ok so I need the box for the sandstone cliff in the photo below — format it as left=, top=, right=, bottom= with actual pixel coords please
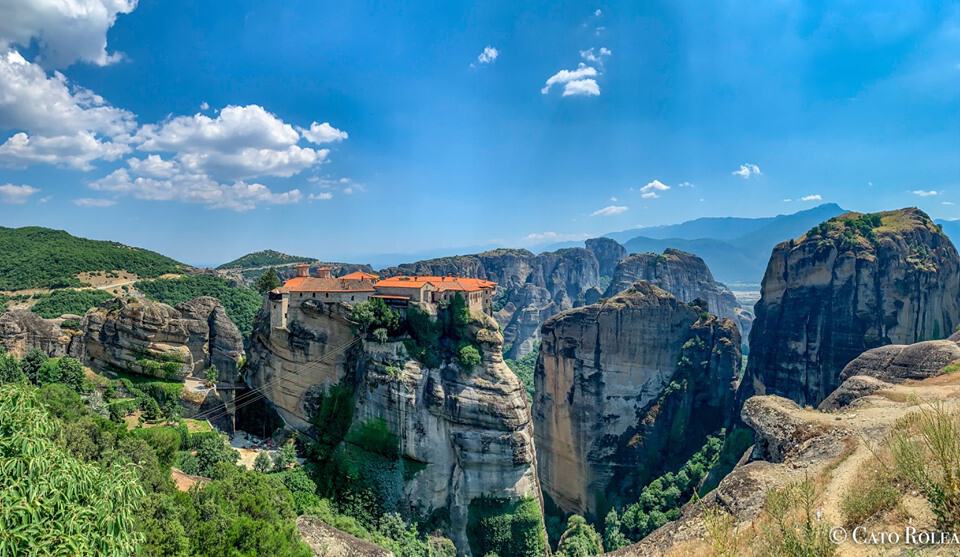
left=74, top=296, right=244, bottom=380
left=0, top=310, right=73, bottom=357
left=380, top=246, right=605, bottom=358
left=739, top=208, right=960, bottom=408
left=604, top=249, right=742, bottom=326
left=609, top=336, right=960, bottom=557
left=534, top=282, right=741, bottom=519
left=586, top=237, right=627, bottom=278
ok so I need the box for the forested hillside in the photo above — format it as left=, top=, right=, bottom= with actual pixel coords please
left=135, top=275, right=262, bottom=337
left=217, top=250, right=314, bottom=270
left=0, top=227, right=183, bottom=291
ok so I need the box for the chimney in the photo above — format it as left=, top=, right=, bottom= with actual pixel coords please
left=316, top=266, right=332, bottom=279
left=295, top=263, right=310, bottom=278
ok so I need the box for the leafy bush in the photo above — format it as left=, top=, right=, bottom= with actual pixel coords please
left=31, top=288, right=113, bottom=318
left=0, top=226, right=182, bottom=290
left=555, top=515, right=603, bottom=557
left=352, top=297, right=402, bottom=337
left=467, top=496, right=547, bottom=557
left=347, top=419, right=399, bottom=459
left=135, top=274, right=261, bottom=337
left=458, top=345, right=481, bottom=369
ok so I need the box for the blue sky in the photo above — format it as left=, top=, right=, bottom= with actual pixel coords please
left=0, top=0, right=957, bottom=265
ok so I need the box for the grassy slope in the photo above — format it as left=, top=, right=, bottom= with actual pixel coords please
left=216, top=250, right=314, bottom=270
left=0, top=226, right=183, bottom=291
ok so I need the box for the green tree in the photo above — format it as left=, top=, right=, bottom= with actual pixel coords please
left=57, top=356, right=86, bottom=391
left=0, top=349, right=22, bottom=384
left=204, top=365, right=219, bottom=385
left=195, top=435, right=239, bottom=477
left=255, top=267, right=282, bottom=293
left=458, top=344, right=481, bottom=369
left=254, top=450, right=273, bottom=473
left=0, top=383, right=144, bottom=555
left=556, top=515, right=603, bottom=557
left=21, top=348, right=48, bottom=384
left=274, top=440, right=298, bottom=472
left=603, top=509, right=628, bottom=552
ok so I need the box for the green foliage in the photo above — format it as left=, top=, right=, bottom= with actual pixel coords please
left=307, top=382, right=355, bottom=460
left=347, top=418, right=399, bottom=459
left=458, top=344, right=481, bottom=369
left=255, top=267, right=282, bottom=293
left=254, top=450, right=273, bottom=473
left=30, top=288, right=113, bottom=318
left=38, top=382, right=86, bottom=421
left=505, top=345, right=537, bottom=401
left=135, top=274, right=262, bottom=337
left=555, top=515, right=603, bottom=557
left=758, top=479, right=835, bottom=557
left=0, top=226, right=182, bottom=290
left=0, top=383, right=145, bottom=555
left=621, top=433, right=724, bottom=542
left=21, top=348, right=48, bottom=384
left=603, top=509, right=629, bottom=552
left=403, top=307, right=443, bottom=368
left=194, top=435, right=239, bottom=478
left=204, top=365, right=219, bottom=385
left=467, top=496, right=547, bottom=557
left=352, top=297, right=402, bottom=337
left=34, top=356, right=86, bottom=391
left=217, top=250, right=313, bottom=270
left=0, top=350, right=23, bottom=384
left=840, top=473, right=899, bottom=527
left=274, top=440, right=298, bottom=472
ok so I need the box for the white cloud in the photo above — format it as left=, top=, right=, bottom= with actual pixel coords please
left=594, top=9, right=602, bottom=16
left=0, top=183, right=38, bottom=204
left=590, top=205, right=628, bottom=217
left=783, top=198, right=793, bottom=202
left=309, top=192, right=333, bottom=201
left=732, top=163, right=762, bottom=179
left=942, top=201, right=955, bottom=206
left=200, top=101, right=210, bottom=110
left=135, top=105, right=329, bottom=180
left=641, top=192, right=659, bottom=199
left=477, top=46, right=499, bottom=64
left=562, top=79, right=600, bottom=97
left=0, top=0, right=137, bottom=68
left=609, top=196, right=618, bottom=202
left=73, top=197, right=115, bottom=207
left=579, top=47, right=612, bottom=65
left=91, top=163, right=303, bottom=212
left=678, top=181, right=695, bottom=188
left=912, top=189, right=940, bottom=197
left=299, top=121, right=348, bottom=144
left=640, top=179, right=670, bottom=194
left=0, top=131, right=129, bottom=170
left=522, top=231, right=589, bottom=244
left=541, top=64, right=599, bottom=95
left=800, top=194, right=822, bottom=202
left=127, top=154, right=177, bottom=178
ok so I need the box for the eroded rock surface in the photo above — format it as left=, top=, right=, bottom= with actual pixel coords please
left=0, top=310, right=72, bottom=357
left=534, top=282, right=740, bottom=518
left=739, top=208, right=960, bottom=408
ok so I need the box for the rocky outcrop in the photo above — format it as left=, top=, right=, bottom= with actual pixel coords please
left=739, top=208, right=960, bottom=408
left=586, top=237, right=627, bottom=278
left=380, top=247, right=603, bottom=358
left=246, top=298, right=357, bottom=429
left=0, top=310, right=72, bottom=357
left=534, top=282, right=741, bottom=518
left=352, top=313, right=542, bottom=553
left=604, top=249, right=741, bottom=326
left=75, top=296, right=244, bottom=380
left=297, top=516, right=394, bottom=557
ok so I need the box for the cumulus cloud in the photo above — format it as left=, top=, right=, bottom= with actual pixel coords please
left=678, top=181, right=695, bottom=188
left=0, top=0, right=137, bottom=68
left=0, top=183, right=38, bottom=204
left=299, top=121, right=348, bottom=144
left=640, top=179, right=670, bottom=193
left=477, top=46, right=499, bottom=64
left=579, top=47, right=611, bottom=65
left=309, top=192, right=333, bottom=201
left=91, top=166, right=302, bottom=211
left=800, top=194, right=822, bottom=201
left=942, top=201, right=955, bottom=206
left=912, top=189, right=940, bottom=197
left=0, top=131, right=129, bottom=170
left=590, top=205, right=628, bottom=217
left=541, top=64, right=600, bottom=96
left=73, top=197, right=116, bottom=207
left=732, top=163, right=762, bottom=179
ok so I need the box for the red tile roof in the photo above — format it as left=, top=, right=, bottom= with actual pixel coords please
left=374, top=276, right=496, bottom=292
left=282, top=276, right=375, bottom=293
left=340, top=271, right=380, bottom=281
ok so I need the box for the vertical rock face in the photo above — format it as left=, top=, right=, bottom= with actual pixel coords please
left=0, top=310, right=72, bottom=357
left=586, top=237, right=627, bottom=278
left=352, top=313, right=542, bottom=554
left=739, top=208, right=960, bottom=408
left=380, top=247, right=605, bottom=358
left=75, top=296, right=244, bottom=380
left=604, top=249, right=742, bottom=326
left=534, top=282, right=740, bottom=518
left=246, top=298, right=358, bottom=429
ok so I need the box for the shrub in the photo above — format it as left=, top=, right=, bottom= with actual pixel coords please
left=458, top=345, right=482, bottom=369
left=0, top=351, right=22, bottom=384
left=467, top=496, right=546, bottom=557
left=31, top=288, right=113, bottom=318
left=254, top=450, right=273, bottom=473
left=840, top=473, right=899, bottom=527
left=556, top=515, right=603, bottom=557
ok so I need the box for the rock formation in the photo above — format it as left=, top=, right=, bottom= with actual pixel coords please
left=739, top=208, right=960, bottom=408
left=0, top=310, right=73, bottom=357
left=603, top=249, right=741, bottom=326
left=247, top=299, right=545, bottom=554
left=74, top=296, right=244, bottom=380
left=586, top=237, right=627, bottom=278
left=608, top=336, right=960, bottom=556
left=534, top=282, right=741, bottom=519
left=380, top=246, right=605, bottom=358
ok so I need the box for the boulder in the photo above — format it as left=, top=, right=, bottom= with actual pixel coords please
left=0, top=310, right=71, bottom=357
